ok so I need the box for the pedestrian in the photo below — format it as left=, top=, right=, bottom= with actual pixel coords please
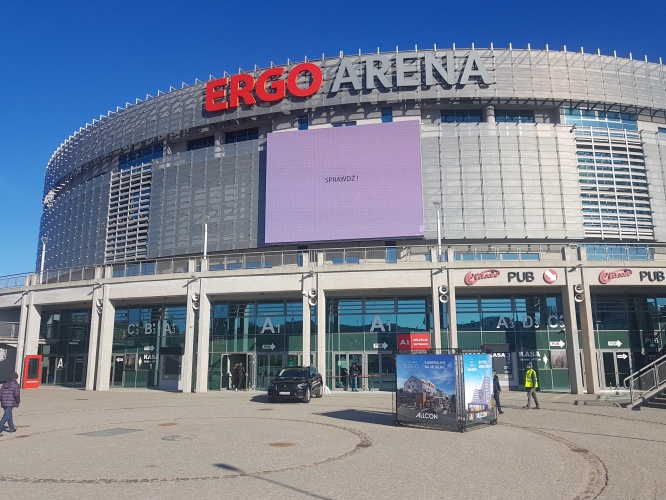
left=0, top=372, right=21, bottom=435
left=237, top=362, right=246, bottom=391
left=349, top=362, right=360, bottom=391
left=232, top=363, right=239, bottom=391
left=493, top=370, right=503, bottom=414
left=523, top=363, right=540, bottom=409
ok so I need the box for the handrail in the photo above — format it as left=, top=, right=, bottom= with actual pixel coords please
left=4, top=241, right=666, bottom=292
left=624, top=351, right=666, bottom=405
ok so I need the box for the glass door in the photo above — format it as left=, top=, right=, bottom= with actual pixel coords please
left=601, top=351, right=632, bottom=388
left=333, top=353, right=365, bottom=391
left=111, top=356, right=124, bottom=387
left=256, top=353, right=284, bottom=391
left=159, top=354, right=182, bottom=391
left=367, top=353, right=396, bottom=391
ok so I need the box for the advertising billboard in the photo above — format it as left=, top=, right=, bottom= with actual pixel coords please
left=265, top=120, right=424, bottom=244
left=462, top=354, right=494, bottom=425
left=395, top=354, right=457, bottom=429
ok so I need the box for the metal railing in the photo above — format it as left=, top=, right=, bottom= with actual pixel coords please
left=625, top=352, right=666, bottom=405
left=0, top=274, right=29, bottom=289
left=0, top=322, right=19, bottom=338
left=7, top=242, right=666, bottom=293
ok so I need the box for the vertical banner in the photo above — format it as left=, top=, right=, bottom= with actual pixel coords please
left=396, top=354, right=457, bottom=429
left=462, top=354, right=494, bottom=425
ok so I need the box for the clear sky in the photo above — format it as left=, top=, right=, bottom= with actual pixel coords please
left=1, top=0, right=665, bottom=277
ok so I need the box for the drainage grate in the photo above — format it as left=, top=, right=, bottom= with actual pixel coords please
left=77, top=428, right=142, bottom=437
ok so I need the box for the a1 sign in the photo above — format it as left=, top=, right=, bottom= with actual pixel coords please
left=397, top=333, right=431, bottom=351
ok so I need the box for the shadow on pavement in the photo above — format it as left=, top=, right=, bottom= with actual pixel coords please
left=315, top=409, right=395, bottom=426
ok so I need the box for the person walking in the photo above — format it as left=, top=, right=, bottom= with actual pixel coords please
left=349, top=362, right=360, bottom=392
left=492, top=371, right=503, bottom=414
left=523, top=363, right=540, bottom=409
left=232, top=363, right=239, bottom=391
left=237, top=362, right=246, bottom=391
left=0, top=372, right=21, bottom=435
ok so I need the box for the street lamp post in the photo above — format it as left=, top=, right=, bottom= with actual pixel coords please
left=433, top=202, right=442, bottom=262
left=202, top=215, right=210, bottom=260
left=39, top=236, right=48, bottom=284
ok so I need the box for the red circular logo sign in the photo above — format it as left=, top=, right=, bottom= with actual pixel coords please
left=543, top=269, right=558, bottom=284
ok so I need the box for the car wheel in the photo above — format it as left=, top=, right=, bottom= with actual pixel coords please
left=302, top=386, right=311, bottom=403
left=268, top=396, right=276, bottom=403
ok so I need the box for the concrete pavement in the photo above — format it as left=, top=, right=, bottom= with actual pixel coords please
left=1, top=387, right=664, bottom=499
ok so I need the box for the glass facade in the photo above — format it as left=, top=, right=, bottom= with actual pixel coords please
left=592, top=295, right=666, bottom=363
left=112, top=304, right=187, bottom=388
left=208, top=300, right=314, bottom=390
left=39, top=309, right=91, bottom=386
left=564, top=108, right=637, bottom=130
left=455, top=295, right=570, bottom=390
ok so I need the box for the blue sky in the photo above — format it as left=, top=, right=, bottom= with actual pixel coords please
left=1, top=0, right=665, bottom=277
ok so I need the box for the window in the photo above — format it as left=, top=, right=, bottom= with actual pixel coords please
left=187, top=136, right=214, bottom=151
left=658, top=127, right=666, bottom=134
left=298, top=116, right=308, bottom=130
left=441, top=110, right=482, bottom=123
left=381, top=107, right=393, bottom=123
left=225, top=127, right=259, bottom=144
left=564, top=108, right=636, bottom=131
left=119, top=145, right=163, bottom=171
left=332, top=121, right=356, bottom=127
left=495, top=110, right=535, bottom=123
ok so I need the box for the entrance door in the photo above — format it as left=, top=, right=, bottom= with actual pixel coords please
left=601, top=351, right=632, bottom=388
left=66, top=355, right=86, bottom=386
left=111, top=356, right=124, bottom=387
left=333, top=353, right=365, bottom=391
left=228, top=353, right=250, bottom=390
left=367, top=352, right=396, bottom=391
left=257, top=353, right=283, bottom=391
left=159, top=354, right=182, bottom=391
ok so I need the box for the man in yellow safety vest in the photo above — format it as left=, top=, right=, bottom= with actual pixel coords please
left=523, top=363, right=540, bottom=409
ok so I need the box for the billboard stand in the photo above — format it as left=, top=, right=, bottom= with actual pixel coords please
left=395, top=349, right=497, bottom=432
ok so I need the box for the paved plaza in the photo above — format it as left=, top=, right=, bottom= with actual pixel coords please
left=0, top=387, right=664, bottom=499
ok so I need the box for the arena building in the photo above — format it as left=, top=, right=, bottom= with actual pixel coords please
left=1, top=45, right=666, bottom=395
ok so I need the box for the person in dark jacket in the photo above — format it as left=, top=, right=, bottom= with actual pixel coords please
left=236, top=363, right=246, bottom=391
left=492, top=371, right=503, bottom=414
left=0, top=372, right=21, bottom=435
left=349, top=362, right=361, bottom=391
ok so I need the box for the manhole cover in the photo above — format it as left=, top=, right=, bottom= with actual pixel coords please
left=162, top=435, right=195, bottom=441
left=269, top=442, right=295, bottom=447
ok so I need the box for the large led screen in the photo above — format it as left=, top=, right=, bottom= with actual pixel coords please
left=265, top=120, right=424, bottom=244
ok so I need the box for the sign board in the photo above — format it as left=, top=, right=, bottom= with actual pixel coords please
left=397, top=333, right=431, bottom=351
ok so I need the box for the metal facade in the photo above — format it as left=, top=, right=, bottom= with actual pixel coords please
left=37, top=48, right=666, bottom=271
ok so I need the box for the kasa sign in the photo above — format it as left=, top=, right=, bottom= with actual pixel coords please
left=206, top=51, right=491, bottom=112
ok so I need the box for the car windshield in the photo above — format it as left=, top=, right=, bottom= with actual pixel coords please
left=278, top=368, right=308, bottom=378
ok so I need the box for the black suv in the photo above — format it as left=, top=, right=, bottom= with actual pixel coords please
left=267, top=366, right=323, bottom=403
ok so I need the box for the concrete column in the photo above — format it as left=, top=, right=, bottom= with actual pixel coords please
left=14, top=291, right=32, bottom=376
left=562, top=279, right=584, bottom=394
left=86, top=285, right=104, bottom=390
left=447, top=271, right=458, bottom=349
left=302, top=292, right=312, bottom=366
left=95, top=287, right=115, bottom=391
left=181, top=279, right=199, bottom=393
left=484, top=105, right=496, bottom=123
left=195, top=279, right=210, bottom=393
left=431, top=271, right=442, bottom=351
left=317, top=289, right=327, bottom=390
left=577, top=277, right=599, bottom=394
left=23, top=295, right=41, bottom=357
